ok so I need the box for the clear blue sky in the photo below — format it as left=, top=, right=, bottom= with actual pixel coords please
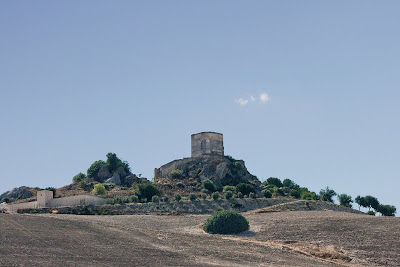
left=1, top=1, right=399, bottom=211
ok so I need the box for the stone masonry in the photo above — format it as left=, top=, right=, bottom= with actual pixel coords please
left=191, top=132, right=224, bottom=157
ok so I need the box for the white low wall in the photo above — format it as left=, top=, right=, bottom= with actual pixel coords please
left=5, top=194, right=107, bottom=212
left=47, top=195, right=106, bottom=208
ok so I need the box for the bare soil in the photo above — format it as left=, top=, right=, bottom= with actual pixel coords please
left=0, top=211, right=398, bottom=266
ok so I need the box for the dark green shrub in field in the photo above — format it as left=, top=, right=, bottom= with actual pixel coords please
left=249, top=192, right=256, bottom=199
left=237, top=192, right=243, bottom=198
left=223, top=185, right=236, bottom=194
left=201, top=188, right=209, bottom=194
left=266, top=177, right=283, bottom=188
left=202, top=179, right=216, bottom=193
left=236, top=183, right=255, bottom=196
left=376, top=204, right=396, bottom=216
left=282, top=178, right=296, bottom=188
left=189, top=193, right=197, bottom=201
left=212, top=192, right=220, bottom=201
left=174, top=194, right=182, bottom=202
left=129, top=195, right=139, bottom=203
left=162, top=196, right=169, bottom=202
left=367, top=210, right=376, bottom=216
left=152, top=195, right=160, bottom=203
left=262, top=190, right=272, bottom=198
left=72, top=172, right=86, bottom=183
left=201, top=193, right=207, bottom=200
left=289, top=189, right=300, bottom=198
left=224, top=191, right=233, bottom=200
left=134, top=184, right=160, bottom=201
left=203, top=210, right=249, bottom=234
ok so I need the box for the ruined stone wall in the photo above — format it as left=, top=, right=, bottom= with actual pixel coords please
left=191, top=132, right=224, bottom=157
left=47, top=195, right=106, bottom=208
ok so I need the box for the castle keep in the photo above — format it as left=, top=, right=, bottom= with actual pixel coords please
left=191, top=132, right=224, bottom=157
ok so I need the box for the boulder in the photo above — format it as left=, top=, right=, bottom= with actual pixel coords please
left=105, top=173, right=121, bottom=185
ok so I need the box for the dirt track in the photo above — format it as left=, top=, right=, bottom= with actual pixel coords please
left=0, top=211, right=399, bottom=266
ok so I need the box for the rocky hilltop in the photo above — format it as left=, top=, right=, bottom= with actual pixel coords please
left=154, top=155, right=261, bottom=194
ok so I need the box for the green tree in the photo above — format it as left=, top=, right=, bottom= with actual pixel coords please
left=364, top=195, right=380, bottom=211
left=236, top=183, right=255, bottom=196
left=105, top=152, right=130, bottom=173
left=319, top=186, right=337, bottom=202
left=134, top=184, right=160, bottom=201
left=72, top=172, right=86, bottom=183
left=202, top=179, right=216, bottom=193
left=337, top=194, right=353, bottom=208
left=266, top=177, right=283, bottom=188
left=224, top=191, right=233, bottom=200
left=355, top=195, right=367, bottom=211
left=87, top=160, right=105, bottom=181
left=222, top=185, right=236, bottom=194
left=282, top=179, right=296, bottom=188
left=262, top=190, right=272, bottom=198
left=174, top=194, right=182, bottom=202
left=203, top=210, right=249, bottom=234
left=189, top=193, right=197, bottom=201
left=376, top=204, right=396, bottom=216
left=92, top=184, right=106, bottom=195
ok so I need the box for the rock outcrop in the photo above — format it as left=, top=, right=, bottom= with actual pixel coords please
left=154, top=155, right=261, bottom=190
left=0, top=186, right=33, bottom=203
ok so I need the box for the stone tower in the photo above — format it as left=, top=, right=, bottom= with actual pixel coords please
left=191, top=132, right=224, bottom=157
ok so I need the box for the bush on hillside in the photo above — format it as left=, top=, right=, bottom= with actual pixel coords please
left=237, top=192, right=244, bottom=198
left=72, top=172, right=86, bottom=183
left=91, top=184, right=106, bottom=195
left=171, top=169, right=183, bottom=179
left=266, top=177, right=283, bottom=188
left=87, top=160, right=106, bottom=181
left=212, top=192, right=220, bottom=201
left=203, top=210, right=249, bottom=234
left=282, top=178, right=295, bottom=188
left=105, top=152, right=130, bottom=173
left=224, top=191, right=233, bottom=200
left=262, top=190, right=272, bottom=198
left=134, top=184, right=160, bottom=201
left=319, top=186, right=337, bottom=202
left=236, top=183, right=255, bottom=196
left=174, top=194, right=182, bottom=202
left=337, top=194, right=353, bottom=208
left=249, top=192, right=256, bottom=199
left=223, top=185, right=236, bottom=194
left=152, top=195, right=160, bottom=203
left=376, top=204, right=396, bottom=216
left=189, top=193, right=197, bottom=201
left=202, top=179, right=216, bottom=193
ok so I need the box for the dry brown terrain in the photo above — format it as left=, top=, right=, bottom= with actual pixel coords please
left=0, top=211, right=398, bottom=266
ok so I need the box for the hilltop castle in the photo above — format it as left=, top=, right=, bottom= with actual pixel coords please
left=191, top=132, right=224, bottom=157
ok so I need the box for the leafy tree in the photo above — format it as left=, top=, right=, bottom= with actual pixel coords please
left=289, top=189, right=300, bottom=198
left=91, top=184, right=106, bottom=195
left=134, top=184, right=160, bottom=201
left=105, top=152, right=130, bottom=173
left=319, top=187, right=337, bottom=202
left=355, top=195, right=367, bottom=211
left=237, top=192, right=243, bottom=198
left=152, top=195, right=160, bottom=203
left=202, top=179, right=216, bottom=193
left=212, top=192, right=220, bottom=200
left=72, top=172, right=86, bottom=183
left=249, top=192, right=256, bottom=198
left=337, top=194, right=353, bottom=208
left=87, top=160, right=105, bottom=181
left=224, top=190, right=233, bottom=200
left=364, top=195, right=380, bottom=211
left=282, top=179, right=296, bottom=188
left=236, top=183, right=255, bottom=196
left=376, top=204, right=396, bottom=216
left=266, top=177, right=283, bottom=188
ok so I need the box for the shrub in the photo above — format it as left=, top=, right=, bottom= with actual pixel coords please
left=72, top=172, right=86, bottom=183
left=174, top=194, right=182, bottom=202
left=223, top=186, right=236, bottom=194
left=92, top=184, right=106, bottom=195
left=319, top=186, right=337, bottom=202
left=236, top=183, right=255, bottom=196
left=212, top=192, right=220, bottom=201
left=367, top=210, right=376, bottom=216
left=189, top=193, right=197, bottom=201
left=266, top=177, right=283, bottom=188
left=203, top=210, right=249, bottom=234
left=162, top=196, right=169, bottom=202
left=234, top=161, right=245, bottom=170
left=171, top=169, right=183, bottom=179
left=134, top=184, right=160, bottom=201
left=201, top=193, right=207, bottom=200
left=289, top=189, right=300, bottom=198
left=237, top=192, right=243, bottom=198
left=262, top=190, right=272, bottom=198
left=87, top=160, right=105, bottom=181
left=201, top=188, right=209, bottom=194
left=152, top=195, right=160, bottom=203
left=80, top=180, right=89, bottom=191
left=202, top=179, right=216, bottom=193
left=337, top=194, right=353, bottom=208
left=249, top=192, right=256, bottom=198
left=129, top=195, right=139, bottom=203
left=224, top=191, right=233, bottom=200
left=176, top=182, right=185, bottom=189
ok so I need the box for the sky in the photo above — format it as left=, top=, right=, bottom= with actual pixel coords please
left=1, top=1, right=399, bottom=212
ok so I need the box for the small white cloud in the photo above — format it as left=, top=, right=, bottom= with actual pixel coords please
left=235, top=98, right=249, bottom=106
left=260, top=93, right=270, bottom=103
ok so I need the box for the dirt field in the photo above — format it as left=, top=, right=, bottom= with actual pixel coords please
left=0, top=211, right=398, bottom=266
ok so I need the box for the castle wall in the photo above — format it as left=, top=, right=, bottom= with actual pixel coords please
left=47, top=195, right=106, bottom=208
left=191, top=132, right=224, bottom=157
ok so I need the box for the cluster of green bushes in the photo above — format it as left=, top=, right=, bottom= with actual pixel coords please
left=355, top=195, right=396, bottom=216
left=203, top=210, right=249, bottom=234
